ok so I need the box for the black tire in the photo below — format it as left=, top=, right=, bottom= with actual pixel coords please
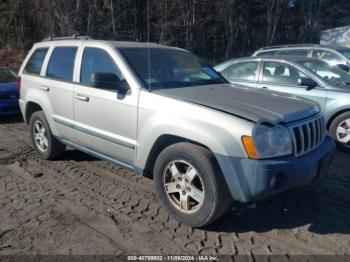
left=154, top=142, right=232, bottom=227
left=329, top=112, right=350, bottom=152
left=29, top=111, right=66, bottom=159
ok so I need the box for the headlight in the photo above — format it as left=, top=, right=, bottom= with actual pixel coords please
left=242, top=125, right=293, bottom=159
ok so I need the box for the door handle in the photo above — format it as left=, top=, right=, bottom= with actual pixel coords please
left=262, top=86, right=269, bottom=90
left=75, top=94, right=90, bottom=102
left=39, top=86, right=50, bottom=92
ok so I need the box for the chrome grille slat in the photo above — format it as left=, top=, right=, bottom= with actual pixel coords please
left=289, top=116, right=325, bottom=157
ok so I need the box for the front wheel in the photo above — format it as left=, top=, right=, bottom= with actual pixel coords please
left=154, top=142, right=232, bottom=227
left=330, top=112, right=350, bottom=152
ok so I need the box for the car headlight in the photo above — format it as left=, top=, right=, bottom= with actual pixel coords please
left=242, top=124, right=293, bottom=159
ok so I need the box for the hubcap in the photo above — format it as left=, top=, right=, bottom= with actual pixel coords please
left=336, top=119, right=350, bottom=148
left=33, top=120, right=48, bottom=152
left=163, top=160, right=204, bottom=213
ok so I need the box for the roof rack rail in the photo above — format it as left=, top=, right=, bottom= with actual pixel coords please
left=42, top=34, right=93, bottom=41
left=259, top=44, right=322, bottom=50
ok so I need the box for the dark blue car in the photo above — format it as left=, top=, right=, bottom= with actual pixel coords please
left=0, top=65, right=19, bottom=115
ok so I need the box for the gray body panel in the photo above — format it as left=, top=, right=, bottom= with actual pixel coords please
left=154, top=84, right=319, bottom=125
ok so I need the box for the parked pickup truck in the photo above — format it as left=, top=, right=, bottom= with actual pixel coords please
left=18, top=36, right=335, bottom=227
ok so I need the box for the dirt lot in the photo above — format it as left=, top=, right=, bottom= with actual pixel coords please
left=0, top=115, right=349, bottom=256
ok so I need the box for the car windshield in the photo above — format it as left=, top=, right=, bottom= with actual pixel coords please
left=119, top=47, right=226, bottom=90
left=298, top=59, right=350, bottom=86
left=0, top=68, right=17, bottom=83
left=336, top=48, right=350, bottom=60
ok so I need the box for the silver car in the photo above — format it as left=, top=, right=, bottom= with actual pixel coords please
left=215, top=56, right=350, bottom=152
left=18, top=36, right=335, bottom=227
left=253, top=44, right=350, bottom=72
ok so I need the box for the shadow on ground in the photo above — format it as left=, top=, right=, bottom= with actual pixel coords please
left=208, top=151, right=350, bottom=235
left=58, top=146, right=350, bottom=236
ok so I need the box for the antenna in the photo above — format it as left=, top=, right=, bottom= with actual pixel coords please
left=147, top=0, right=151, bottom=91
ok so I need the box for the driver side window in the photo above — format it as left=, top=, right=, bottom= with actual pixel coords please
left=262, top=62, right=308, bottom=86
left=80, top=47, right=124, bottom=90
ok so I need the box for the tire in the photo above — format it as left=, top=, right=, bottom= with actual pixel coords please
left=154, top=142, right=232, bottom=227
left=29, top=111, right=66, bottom=159
left=329, top=112, right=350, bottom=152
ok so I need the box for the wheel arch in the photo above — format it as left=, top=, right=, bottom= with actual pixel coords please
left=25, top=101, right=44, bottom=124
left=326, top=108, right=350, bottom=129
left=142, top=134, right=218, bottom=178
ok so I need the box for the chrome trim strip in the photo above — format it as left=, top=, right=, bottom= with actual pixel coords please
left=52, top=115, right=74, bottom=128
left=53, top=115, right=136, bottom=150
left=74, top=124, right=136, bottom=150
left=59, top=138, right=136, bottom=171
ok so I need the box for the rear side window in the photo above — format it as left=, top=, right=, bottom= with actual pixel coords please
left=277, top=49, right=308, bottom=56
left=221, top=61, right=258, bottom=82
left=47, top=47, right=77, bottom=81
left=24, top=48, right=48, bottom=75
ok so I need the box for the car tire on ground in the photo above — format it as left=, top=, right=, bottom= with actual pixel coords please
left=329, top=111, right=350, bottom=152
left=29, top=111, right=66, bottom=159
left=154, top=142, right=232, bottom=227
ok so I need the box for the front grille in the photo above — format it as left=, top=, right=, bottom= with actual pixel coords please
left=289, top=116, right=325, bottom=157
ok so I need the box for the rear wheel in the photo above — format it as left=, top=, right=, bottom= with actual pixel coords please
left=30, top=111, right=66, bottom=159
left=154, top=142, right=232, bottom=227
left=330, top=112, right=350, bottom=152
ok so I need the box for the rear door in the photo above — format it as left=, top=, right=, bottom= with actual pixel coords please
left=41, top=45, right=79, bottom=141
left=220, top=61, right=259, bottom=88
left=258, top=61, right=327, bottom=112
left=73, top=44, right=138, bottom=167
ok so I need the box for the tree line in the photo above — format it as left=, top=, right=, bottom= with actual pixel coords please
left=0, top=0, right=349, bottom=67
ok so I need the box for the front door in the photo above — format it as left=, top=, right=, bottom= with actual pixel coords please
left=73, top=46, right=138, bottom=166
left=258, top=61, right=327, bottom=113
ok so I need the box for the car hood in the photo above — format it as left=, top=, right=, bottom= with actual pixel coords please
left=154, top=84, right=319, bottom=125
left=0, top=82, right=18, bottom=93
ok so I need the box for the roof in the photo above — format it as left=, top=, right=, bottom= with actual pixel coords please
left=215, top=55, right=323, bottom=69
left=257, top=44, right=350, bottom=52
left=39, top=35, right=179, bottom=50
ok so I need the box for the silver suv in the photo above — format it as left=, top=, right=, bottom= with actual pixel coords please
left=19, top=36, right=335, bottom=227
left=253, top=44, right=350, bottom=72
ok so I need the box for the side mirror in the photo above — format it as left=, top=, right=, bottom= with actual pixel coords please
left=298, top=77, right=318, bottom=90
left=91, top=73, right=130, bottom=93
left=336, top=64, right=350, bottom=72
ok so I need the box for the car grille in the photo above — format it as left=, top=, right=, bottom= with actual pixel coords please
left=289, top=116, right=325, bottom=157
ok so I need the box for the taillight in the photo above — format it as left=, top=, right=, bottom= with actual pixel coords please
left=17, top=77, right=21, bottom=96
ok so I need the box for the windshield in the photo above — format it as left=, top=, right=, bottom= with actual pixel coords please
left=0, top=68, right=17, bottom=83
left=336, top=48, right=350, bottom=60
left=298, top=59, right=350, bottom=86
left=119, top=47, right=226, bottom=90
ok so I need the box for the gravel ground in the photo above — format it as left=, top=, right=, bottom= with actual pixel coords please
left=0, top=115, right=349, bottom=257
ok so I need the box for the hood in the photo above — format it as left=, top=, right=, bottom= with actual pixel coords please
left=154, top=84, right=319, bottom=125
left=0, top=82, right=18, bottom=94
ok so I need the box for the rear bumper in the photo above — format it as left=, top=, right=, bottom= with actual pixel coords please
left=0, top=99, right=20, bottom=115
left=225, top=135, right=335, bottom=202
